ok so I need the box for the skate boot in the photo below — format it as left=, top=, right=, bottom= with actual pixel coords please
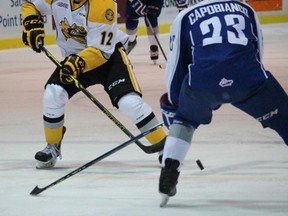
left=126, top=38, right=137, bottom=55
left=150, top=45, right=159, bottom=64
left=159, top=158, right=180, bottom=207
left=35, top=126, right=66, bottom=169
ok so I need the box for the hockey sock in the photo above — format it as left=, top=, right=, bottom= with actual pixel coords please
left=161, top=121, right=195, bottom=169
left=44, top=125, right=64, bottom=144
left=147, top=26, right=159, bottom=46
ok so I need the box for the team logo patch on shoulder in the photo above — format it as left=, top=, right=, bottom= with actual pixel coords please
left=105, top=9, right=114, bottom=22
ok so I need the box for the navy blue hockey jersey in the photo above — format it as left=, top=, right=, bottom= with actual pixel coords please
left=166, top=0, right=268, bottom=105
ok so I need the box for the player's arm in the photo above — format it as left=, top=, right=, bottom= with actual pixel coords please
left=165, top=12, right=188, bottom=104
left=160, top=13, right=187, bottom=129
left=241, top=1, right=263, bottom=61
left=253, top=9, right=264, bottom=61
left=21, top=0, right=52, bottom=52
left=76, top=0, right=118, bottom=72
left=21, top=0, right=52, bottom=17
left=21, top=1, right=41, bottom=18
left=60, top=0, right=118, bottom=83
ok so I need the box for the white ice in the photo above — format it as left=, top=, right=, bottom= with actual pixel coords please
left=0, top=23, right=288, bottom=216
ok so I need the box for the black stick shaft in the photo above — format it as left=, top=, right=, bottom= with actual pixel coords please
left=30, top=123, right=163, bottom=196
left=40, top=46, right=163, bottom=154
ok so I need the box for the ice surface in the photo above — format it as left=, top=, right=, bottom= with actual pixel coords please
left=0, top=23, right=288, bottom=216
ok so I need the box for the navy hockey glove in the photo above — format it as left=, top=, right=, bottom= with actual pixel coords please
left=60, top=55, right=85, bottom=85
left=130, top=0, right=147, bottom=16
left=160, top=93, right=177, bottom=129
left=22, top=15, right=45, bottom=53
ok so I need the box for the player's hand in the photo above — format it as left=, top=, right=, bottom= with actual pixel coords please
left=22, top=15, right=45, bottom=53
left=130, top=0, right=147, bottom=16
left=175, top=0, right=188, bottom=11
left=160, top=93, right=177, bottom=129
left=60, top=55, right=85, bottom=85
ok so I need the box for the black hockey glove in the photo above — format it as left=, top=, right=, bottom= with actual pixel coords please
left=22, top=15, right=45, bottom=53
left=130, top=0, right=147, bottom=16
left=60, top=54, right=86, bottom=85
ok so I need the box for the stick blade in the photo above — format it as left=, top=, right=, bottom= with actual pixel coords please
left=146, top=140, right=165, bottom=153
left=30, top=185, right=43, bottom=196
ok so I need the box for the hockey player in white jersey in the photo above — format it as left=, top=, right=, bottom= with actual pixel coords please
left=21, top=0, right=167, bottom=169
left=158, top=0, right=288, bottom=207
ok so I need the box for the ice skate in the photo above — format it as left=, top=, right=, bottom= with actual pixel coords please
left=159, top=158, right=180, bottom=207
left=126, top=38, right=137, bottom=55
left=150, top=45, right=159, bottom=64
left=34, top=126, right=66, bottom=169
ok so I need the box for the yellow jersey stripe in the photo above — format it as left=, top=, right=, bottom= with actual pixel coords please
left=118, top=47, right=142, bottom=93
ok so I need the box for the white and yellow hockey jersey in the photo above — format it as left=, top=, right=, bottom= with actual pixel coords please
left=21, top=0, right=128, bottom=72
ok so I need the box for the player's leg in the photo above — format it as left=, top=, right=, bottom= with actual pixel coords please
left=159, top=78, right=219, bottom=205
left=35, top=67, right=82, bottom=168
left=145, top=0, right=163, bottom=62
left=35, top=64, right=104, bottom=168
left=233, top=72, right=288, bottom=144
left=125, top=2, right=140, bottom=54
left=102, top=45, right=167, bottom=150
left=159, top=119, right=194, bottom=207
left=125, top=18, right=138, bottom=54
left=145, top=14, right=159, bottom=62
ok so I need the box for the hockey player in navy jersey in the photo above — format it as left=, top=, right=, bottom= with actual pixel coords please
left=125, top=0, right=163, bottom=63
left=21, top=0, right=167, bottom=169
left=158, top=0, right=288, bottom=207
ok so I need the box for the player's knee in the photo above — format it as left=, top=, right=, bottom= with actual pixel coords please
left=44, top=84, right=69, bottom=110
left=118, top=92, right=152, bottom=124
left=146, top=15, right=158, bottom=27
left=126, top=19, right=139, bottom=30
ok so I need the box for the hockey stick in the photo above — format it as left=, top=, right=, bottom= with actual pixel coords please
left=145, top=16, right=167, bottom=61
left=40, top=46, right=164, bottom=154
left=30, top=123, right=163, bottom=196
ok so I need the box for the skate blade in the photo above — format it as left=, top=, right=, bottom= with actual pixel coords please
left=160, top=193, right=170, bottom=207
left=35, top=159, right=56, bottom=169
